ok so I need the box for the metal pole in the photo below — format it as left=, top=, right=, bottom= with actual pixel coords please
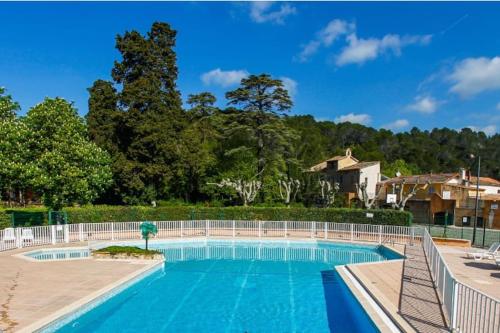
left=472, top=156, right=480, bottom=246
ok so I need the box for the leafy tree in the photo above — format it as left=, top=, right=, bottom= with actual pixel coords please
left=187, top=92, right=217, bottom=119
left=88, top=22, right=188, bottom=204
left=0, top=87, right=19, bottom=120
left=0, top=88, right=30, bottom=205
left=24, top=98, right=113, bottom=209
left=224, top=74, right=297, bottom=201
left=87, top=80, right=120, bottom=154
left=382, top=159, right=421, bottom=177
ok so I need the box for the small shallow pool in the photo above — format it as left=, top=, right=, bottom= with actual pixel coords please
left=23, top=248, right=90, bottom=261
left=44, top=240, right=402, bottom=333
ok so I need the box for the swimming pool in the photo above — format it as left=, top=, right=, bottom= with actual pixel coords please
left=23, top=248, right=90, bottom=261
left=48, top=240, right=402, bottom=332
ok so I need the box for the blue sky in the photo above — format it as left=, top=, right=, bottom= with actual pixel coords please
left=1, top=2, right=500, bottom=134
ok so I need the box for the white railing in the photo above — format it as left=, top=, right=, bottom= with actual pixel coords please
left=422, top=228, right=500, bottom=333
left=0, top=220, right=418, bottom=252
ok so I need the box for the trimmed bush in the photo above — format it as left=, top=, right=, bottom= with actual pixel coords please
left=93, top=246, right=161, bottom=256
left=63, top=206, right=412, bottom=226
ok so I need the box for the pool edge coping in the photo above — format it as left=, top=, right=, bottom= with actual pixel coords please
left=18, top=260, right=164, bottom=333
left=336, top=264, right=403, bottom=333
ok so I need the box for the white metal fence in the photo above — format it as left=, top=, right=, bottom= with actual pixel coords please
left=2, top=221, right=499, bottom=332
left=422, top=228, right=500, bottom=333
left=0, top=220, right=418, bottom=252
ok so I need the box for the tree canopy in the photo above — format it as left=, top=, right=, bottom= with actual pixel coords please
left=1, top=21, right=499, bottom=209
left=24, top=98, right=113, bottom=209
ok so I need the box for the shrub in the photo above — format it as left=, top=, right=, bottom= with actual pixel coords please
left=63, top=206, right=412, bottom=226
left=93, top=246, right=161, bottom=255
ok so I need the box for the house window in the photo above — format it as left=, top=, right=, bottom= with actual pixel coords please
left=428, top=186, right=435, bottom=194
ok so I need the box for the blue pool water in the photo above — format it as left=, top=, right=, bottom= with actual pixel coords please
left=52, top=240, right=401, bottom=333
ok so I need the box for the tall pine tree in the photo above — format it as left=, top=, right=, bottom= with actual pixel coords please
left=225, top=74, right=297, bottom=201
left=88, top=22, right=187, bottom=204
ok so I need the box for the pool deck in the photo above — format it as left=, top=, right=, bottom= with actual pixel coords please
left=347, top=245, right=449, bottom=333
left=437, top=245, right=500, bottom=299
left=0, top=243, right=161, bottom=332
left=346, top=243, right=500, bottom=333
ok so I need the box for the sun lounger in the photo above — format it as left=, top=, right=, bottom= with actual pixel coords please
left=466, top=242, right=500, bottom=260
left=495, top=256, right=500, bottom=268
left=21, top=228, right=34, bottom=243
left=2, top=228, right=16, bottom=242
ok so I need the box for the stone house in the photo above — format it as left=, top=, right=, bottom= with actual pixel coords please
left=309, top=149, right=381, bottom=201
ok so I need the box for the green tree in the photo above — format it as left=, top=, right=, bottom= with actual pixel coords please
left=0, top=87, right=19, bottom=120
left=87, top=80, right=120, bottom=154
left=24, top=98, right=112, bottom=209
left=173, top=92, right=220, bottom=202
left=224, top=74, right=297, bottom=201
left=0, top=88, right=30, bottom=205
left=103, top=21, right=187, bottom=204
left=382, top=159, right=421, bottom=177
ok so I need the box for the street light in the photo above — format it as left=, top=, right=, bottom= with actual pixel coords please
left=469, top=154, right=481, bottom=246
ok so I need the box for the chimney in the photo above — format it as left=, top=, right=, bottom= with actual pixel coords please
left=460, top=168, right=466, bottom=181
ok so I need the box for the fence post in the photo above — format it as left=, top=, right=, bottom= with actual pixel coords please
left=206, top=220, right=210, bottom=237
left=324, top=223, right=327, bottom=240
left=180, top=221, right=184, bottom=238
left=110, top=222, right=115, bottom=240
left=284, top=221, right=288, bottom=238
left=451, top=282, right=459, bottom=330
left=78, top=224, right=83, bottom=242
left=64, top=225, right=69, bottom=243
left=378, top=225, right=382, bottom=244
left=51, top=225, right=56, bottom=245
left=258, top=221, right=262, bottom=238
left=350, top=224, right=354, bottom=241
left=232, top=220, right=235, bottom=238
left=16, top=228, right=22, bottom=248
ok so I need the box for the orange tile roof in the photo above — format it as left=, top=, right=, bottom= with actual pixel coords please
left=382, top=173, right=457, bottom=185
left=469, top=176, right=500, bottom=186
left=339, top=161, right=379, bottom=171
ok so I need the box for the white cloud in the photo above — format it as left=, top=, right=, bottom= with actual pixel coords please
left=448, top=57, right=500, bottom=98
left=280, top=77, right=298, bottom=97
left=336, top=33, right=432, bottom=66
left=382, top=119, right=410, bottom=130
left=320, top=19, right=355, bottom=46
left=201, top=68, right=249, bottom=88
left=297, top=19, right=354, bottom=62
left=249, top=2, right=296, bottom=24
left=407, top=95, right=440, bottom=114
left=334, top=113, right=371, bottom=125
left=467, top=125, right=497, bottom=136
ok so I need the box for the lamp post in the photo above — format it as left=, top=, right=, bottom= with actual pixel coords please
left=470, top=154, right=481, bottom=246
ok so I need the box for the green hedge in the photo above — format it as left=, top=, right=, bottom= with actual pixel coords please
left=62, top=206, right=412, bottom=226
left=0, top=210, right=11, bottom=229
